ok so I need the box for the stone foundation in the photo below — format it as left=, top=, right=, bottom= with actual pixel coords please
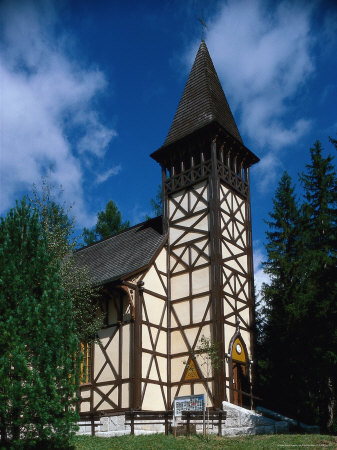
left=77, top=404, right=318, bottom=437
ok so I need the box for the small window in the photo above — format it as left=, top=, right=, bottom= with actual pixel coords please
left=80, top=342, right=92, bottom=384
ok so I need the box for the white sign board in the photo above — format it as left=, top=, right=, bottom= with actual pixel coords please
left=173, top=394, right=206, bottom=422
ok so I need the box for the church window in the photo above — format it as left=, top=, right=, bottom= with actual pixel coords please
left=80, top=342, right=92, bottom=384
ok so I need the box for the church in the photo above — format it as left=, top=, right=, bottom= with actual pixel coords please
left=74, top=40, right=259, bottom=424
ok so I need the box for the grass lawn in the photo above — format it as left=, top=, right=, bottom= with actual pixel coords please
left=72, top=433, right=337, bottom=449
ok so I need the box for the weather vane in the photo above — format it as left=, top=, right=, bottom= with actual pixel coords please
left=197, top=12, right=208, bottom=41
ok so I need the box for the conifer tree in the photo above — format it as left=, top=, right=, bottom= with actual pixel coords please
left=299, top=141, right=337, bottom=430
left=83, top=200, right=129, bottom=245
left=0, top=200, right=79, bottom=447
left=259, top=172, right=303, bottom=417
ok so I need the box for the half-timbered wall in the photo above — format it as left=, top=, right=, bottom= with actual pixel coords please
left=219, top=182, right=253, bottom=401
left=168, top=180, right=213, bottom=406
left=80, top=289, right=133, bottom=415
left=137, top=248, right=168, bottom=410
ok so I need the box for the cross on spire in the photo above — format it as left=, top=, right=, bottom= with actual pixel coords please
left=197, top=13, right=208, bottom=41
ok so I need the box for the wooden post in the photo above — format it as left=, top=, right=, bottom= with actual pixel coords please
left=165, top=412, right=168, bottom=435
left=130, top=410, right=135, bottom=435
left=218, top=411, right=222, bottom=437
left=186, top=411, right=190, bottom=436
left=91, top=414, right=95, bottom=436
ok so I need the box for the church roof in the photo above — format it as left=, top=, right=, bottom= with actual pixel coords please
left=73, top=216, right=166, bottom=286
left=163, top=40, right=242, bottom=147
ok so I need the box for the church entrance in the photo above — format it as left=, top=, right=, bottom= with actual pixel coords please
left=229, top=333, right=250, bottom=408
left=232, top=361, right=249, bottom=407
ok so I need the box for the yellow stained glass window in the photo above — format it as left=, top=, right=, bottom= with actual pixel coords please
left=80, top=342, right=92, bottom=384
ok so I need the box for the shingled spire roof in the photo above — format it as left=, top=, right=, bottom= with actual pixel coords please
left=163, top=40, right=242, bottom=147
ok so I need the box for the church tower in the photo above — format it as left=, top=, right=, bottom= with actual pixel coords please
left=151, top=41, right=259, bottom=409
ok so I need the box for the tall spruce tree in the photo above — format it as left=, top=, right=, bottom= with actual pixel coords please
left=0, top=199, right=79, bottom=447
left=258, top=172, right=303, bottom=418
left=299, top=140, right=337, bottom=431
left=83, top=200, right=129, bottom=246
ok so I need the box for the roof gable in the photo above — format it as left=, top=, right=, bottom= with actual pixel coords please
left=73, top=216, right=166, bottom=285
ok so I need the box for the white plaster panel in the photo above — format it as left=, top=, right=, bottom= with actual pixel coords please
left=171, top=386, right=179, bottom=401
left=191, top=267, right=209, bottom=295
left=194, top=181, right=208, bottom=197
left=107, top=334, right=119, bottom=373
left=184, top=326, right=199, bottom=349
left=150, top=326, right=165, bottom=354
left=98, top=384, right=114, bottom=396
left=192, top=296, right=209, bottom=323
left=172, top=301, right=190, bottom=326
left=143, top=294, right=165, bottom=324
left=93, top=390, right=102, bottom=407
left=195, top=216, right=209, bottom=232
left=191, top=247, right=208, bottom=267
left=224, top=297, right=235, bottom=317
left=240, top=329, right=251, bottom=357
left=155, top=248, right=167, bottom=273
left=93, top=344, right=105, bottom=378
left=171, top=272, right=189, bottom=300
left=238, top=305, right=250, bottom=325
left=142, top=352, right=152, bottom=378
left=169, top=226, right=184, bottom=245
left=149, top=359, right=159, bottom=381
left=171, top=330, right=188, bottom=354
left=142, top=325, right=152, bottom=350
left=179, top=231, right=206, bottom=245
left=178, top=384, right=191, bottom=397
left=171, top=260, right=186, bottom=274
left=171, top=356, right=186, bottom=382
left=224, top=258, right=243, bottom=273
left=194, top=239, right=210, bottom=256
left=81, top=387, right=91, bottom=399
left=80, top=401, right=90, bottom=413
left=142, top=383, right=165, bottom=411
left=97, top=363, right=115, bottom=383
left=171, top=313, right=177, bottom=328
left=122, top=324, right=130, bottom=378
left=143, top=265, right=166, bottom=297
left=177, top=213, right=204, bottom=229
left=222, top=240, right=242, bottom=257
left=121, top=383, right=129, bottom=409
left=96, top=401, right=113, bottom=411
left=156, top=355, right=167, bottom=383
left=238, top=255, right=248, bottom=272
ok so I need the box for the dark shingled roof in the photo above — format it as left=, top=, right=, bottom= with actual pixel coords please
left=163, top=40, right=242, bottom=147
left=73, top=216, right=166, bottom=285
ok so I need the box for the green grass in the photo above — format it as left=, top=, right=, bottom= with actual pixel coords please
left=72, top=433, right=337, bottom=450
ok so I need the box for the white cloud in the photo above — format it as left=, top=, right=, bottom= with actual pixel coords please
left=95, top=165, right=122, bottom=184
left=185, top=0, right=317, bottom=189
left=0, top=1, right=117, bottom=225
left=206, top=0, right=314, bottom=145
left=254, top=151, right=282, bottom=193
left=253, top=242, right=269, bottom=300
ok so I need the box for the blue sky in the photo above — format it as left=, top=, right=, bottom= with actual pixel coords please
left=1, top=0, right=336, bottom=293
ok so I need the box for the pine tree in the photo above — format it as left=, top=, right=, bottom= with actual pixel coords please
left=0, top=199, right=79, bottom=447
left=259, top=172, right=303, bottom=417
left=299, top=140, right=337, bottom=431
left=83, top=200, right=129, bottom=246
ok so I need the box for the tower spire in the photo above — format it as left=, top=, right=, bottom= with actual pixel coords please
left=163, top=40, right=242, bottom=148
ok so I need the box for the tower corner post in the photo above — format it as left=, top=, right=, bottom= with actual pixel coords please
left=209, top=139, right=225, bottom=408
